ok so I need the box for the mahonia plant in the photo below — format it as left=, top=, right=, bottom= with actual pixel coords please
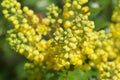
left=1, top=0, right=120, bottom=80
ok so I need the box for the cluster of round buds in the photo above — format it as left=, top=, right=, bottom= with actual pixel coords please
left=2, top=0, right=22, bottom=29
left=97, top=57, right=120, bottom=80
left=1, top=0, right=40, bottom=29
left=45, top=4, right=62, bottom=25
left=53, top=27, right=77, bottom=51
left=97, top=1, right=120, bottom=79
left=50, top=11, right=118, bottom=72
left=110, top=1, right=120, bottom=51
left=24, top=63, right=43, bottom=80
left=6, top=28, right=49, bottom=64
left=47, top=4, right=61, bottom=18
left=110, top=23, right=120, bottom=50
left=63, top=0, right=89, bottom=19
left=43, top=0, right=90, bottom=28
left=111, top=1, right=120, bottom=23
left=1, top=0, right=120, bottom=79
left=2, top=0, right=50, bottom=65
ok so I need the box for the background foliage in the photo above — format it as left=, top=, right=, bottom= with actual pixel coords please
left=0, top=0, right=118, bottom=80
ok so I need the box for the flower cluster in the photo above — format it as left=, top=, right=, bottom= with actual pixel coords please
left=110, top=1, right=120, bottom=51
left=24, top=63, right=43, bottom=80
left=1, top=0, right=120, bottom=79
left=1, top=0, right=50, bottom=64
left=100, top=1, right=120, bottom=79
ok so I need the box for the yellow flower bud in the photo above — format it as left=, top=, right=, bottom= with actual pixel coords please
left=17, top=10, right=23, bottom=14
left=65, top=3, right=71, bottom=8
left=2, top=9, right=8, bottom=14
left=53, top=11, right=58, bottom=17
left=72, top=1, right=77, bottom=6
left=27, top=54, right=34, bottom=60
left=77, top=5, right=81, bottom=9
left=42, top=18, right=50, bottom=25
left=69, top=37, right=77, bottom=42
left=63, top=11, right=71, bottom=19
left=34, top=54, right=44, bottom=64
left=57, top=19, right=63, bottom=24
left=51, top=19, right=56, bottom=23
left=16, top=2, right=21, bottom=8
left=23, top=6, right=29, bottom=12
left=22, top=18, right=27, bottom=23
left=68, top=42, right=77, bottom=49
left=13, top=20, right=19, bottom=25
left=63, top=21, right=72, bottom=28
left=63, top=45, right=70, bottom=51
left=14, top=24, right=19, bottom=29
left=32, top=15, right=39, bottom=24
left=69, top=11, right=74, bottom=16
left=11, top=8, right=16, bottom=13
left=27, top=10, right=34, bottom=16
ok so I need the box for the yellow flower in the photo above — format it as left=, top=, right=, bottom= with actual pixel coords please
left=2, top=0, right=120, bottom=79
left=36, top=40, right=47, bottom=51
left=36, top=24, right=48, bottom=35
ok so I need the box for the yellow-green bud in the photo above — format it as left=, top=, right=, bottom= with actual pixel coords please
left=27, top=10, right=34, bottom=16
left=57, top=19, right=63, bottom=24
left=2, top=10, right=8, bottom=14
left=63, top=21, right=72, bottom=28
left=65, top=3, right=71, bottom=8
left=17, top=10, right=23, bottom=14
left=69, top=11, right=74, bottom=16
left=11, top=8, right=16, bottom=13
left=23, top=6, right=29, bottom=12
left=16, top=2, right=21, bottom=8
left=42, top=18, right=50, bottom=25
left=22, top=18, right=27, bottom=23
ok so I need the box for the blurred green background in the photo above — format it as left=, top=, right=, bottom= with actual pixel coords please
left=0, top=0, right=119, bottom=80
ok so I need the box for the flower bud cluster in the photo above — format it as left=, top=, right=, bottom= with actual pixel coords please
left=110, top=2, right=120, bottom=51
left=2, top=0, right=50, bottom=64
left=1, top=0, right=120, bottom=79
left=24, top=63, right=43, bottom=80
left=111, top=1, right=120, bottom=23
left=97, top=57, right=120, bottom=80
left=63, top=0, right=89, bottom=19
left=97, top=1, right=120, bottom=79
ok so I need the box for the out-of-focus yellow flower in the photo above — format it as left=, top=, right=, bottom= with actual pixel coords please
left=110, top=1, right=120, bottom=51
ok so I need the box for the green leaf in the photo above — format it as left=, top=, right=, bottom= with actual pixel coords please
left=68, top=69, right=86, bottom=80
left=97, top=0, right=111, bottom=8
left=94, top=20, right=109, bottom=30
left=15, top=62, right=27, bottom=80
left=89, top=8, right=102, bottom=19
left=44, top=72, right=54, bottom=80
left=58, top=69, right=98, bottom=80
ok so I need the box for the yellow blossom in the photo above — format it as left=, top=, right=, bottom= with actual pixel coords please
left=2, top=0, right=120, bottom=79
